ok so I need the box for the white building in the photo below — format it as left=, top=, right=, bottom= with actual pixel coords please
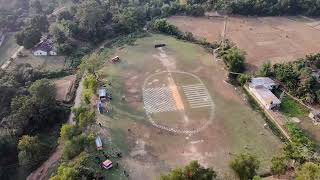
left=32, top=41, right=57, bottom=56
left=249, top=77, right=281, bottom=110
left=249, top=77, right=277, bottom=90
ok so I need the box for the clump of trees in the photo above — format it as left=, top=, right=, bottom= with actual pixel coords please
left=257, top=54, right=320, bottom=104
left=269, top=122, right=318, bottom=178
left=17, top=135, right=47, bottom=165
left=160, top=160, right=217, bottom=180
left=220, top=47, right=246, bottom=73
left=229, top=152, right=260, bottom=180
left=15, top=14, right=49, bottom=49
left=0, top=64, right=69, bottom=178
left=228, top=0, right=320, bottom=16
left=50, top=152, right=95, bottom=180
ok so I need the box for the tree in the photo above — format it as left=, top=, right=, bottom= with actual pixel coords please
left=29, top=15, right=49, bottom=32
left=18, top=135, right=43, bottom=165
left=257, top=61, right=273, bottom=77
left=63, top=133, right=94, bottom=160
left=60, top=124, right=79, bottom=141
left=296, top=162, right=320, bottom=180
left=271, top=155, right=288, bottom=176
left=238, top=74, right=251, bottom=86
left=186, top=4, right=205, bottom=16
left=50, top=24, right=67, bottom=44
left=75, top=0, right=105, bottom=33
left=222, top=48, right=246, bottom=73
left=113, top=7, right=147, bottom=33
left=57, top=10, right=74, bottom=21
left=50, top=163, right=79, bottom=180
left=29, top=79, right=56, bottom=105
left=161, top=160, right=217, bottom=180
left=229, top=153, right=260, bottom=180
left=29, top=0, right=43, bottom=14
left=15, top=27, right=42, bottom=49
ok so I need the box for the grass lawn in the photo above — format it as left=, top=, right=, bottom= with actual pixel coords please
left=92, top=33, right=282, bottom=179
left=280, top=95, right=308, bottom=118
left=0, top=33, right=19, bottom=65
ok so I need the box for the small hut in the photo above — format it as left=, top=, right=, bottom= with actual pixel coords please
left=102, top=159, right=113, bottom=170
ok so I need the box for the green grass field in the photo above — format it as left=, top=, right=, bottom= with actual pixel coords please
left=93, top=34, right=283, bottom=179
left=280, top=95, right=308, bottom=118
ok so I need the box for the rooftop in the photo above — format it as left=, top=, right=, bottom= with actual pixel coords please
left=250, top=77, right=277, bottom=90
left=253, top=86, right=281, bottom=105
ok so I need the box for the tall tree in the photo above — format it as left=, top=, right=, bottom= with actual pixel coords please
left=161, top=160, right=217, bottom=180
left=222, top=47, right=246, bottom=73
left=229, top=153, right=260, bottom=180
left=75, top=0, right=104, bottom=34
left=18, top=135, right=43, bottom=165
left=29, top=15, right=49, bottom=32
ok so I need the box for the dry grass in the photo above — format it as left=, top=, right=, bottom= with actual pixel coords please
left=168, top=16, right=320, bottom=71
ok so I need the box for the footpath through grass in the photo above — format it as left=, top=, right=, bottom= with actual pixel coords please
left=280, top=95, right=308, bottom=118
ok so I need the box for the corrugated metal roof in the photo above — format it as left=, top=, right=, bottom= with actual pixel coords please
left=99, top=88, right=106, bottom=97
left=253, top=86, right=281, bottom=105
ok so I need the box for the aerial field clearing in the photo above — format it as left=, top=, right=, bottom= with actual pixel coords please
left=168, top=16, right=320, bottom=71
left=96, top=34, right=282, bottom=179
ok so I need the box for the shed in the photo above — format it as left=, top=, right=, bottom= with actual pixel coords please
left=249, top=86, right=281, bottom=110
left=95, top=136, right=103, bottom=150
left=99, top=88, right=107, bottom=100
left=102, top=159, right=113, bottom=170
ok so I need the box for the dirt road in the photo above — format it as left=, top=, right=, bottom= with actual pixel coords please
left=27, top=75, right=84, bottom=180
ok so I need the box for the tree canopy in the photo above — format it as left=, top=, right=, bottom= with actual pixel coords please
left=160, top=160, right=217, bottom=180
left=221, top=48, right=246, bottom=73
left=229, top=153, right=260, bottom=180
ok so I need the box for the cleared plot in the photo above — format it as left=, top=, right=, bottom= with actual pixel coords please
left=0, top=33, right=19, bottom=65
left=168, top=16, right=320, bottom=71
left=97, top=34, right=282, bottom=179
left=53, top=75, right=76, bottom=102
left=8, top=49, right=65, bottom=71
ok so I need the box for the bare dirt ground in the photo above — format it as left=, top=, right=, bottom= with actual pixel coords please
left=53, top=75, right=76, bottom=102
left=168, top=16, right=320, bottom=71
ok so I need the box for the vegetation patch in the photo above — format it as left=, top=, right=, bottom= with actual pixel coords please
left=280, top=95, right=308, bottom=118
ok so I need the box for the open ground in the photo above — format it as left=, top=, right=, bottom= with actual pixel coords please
left=6, top=48, right=66, bottom=71
left=168, top=16, right=320, bottom=71
left=0, top=33, right=19, bottom=66
left=95, top=34, right=282, bottom=179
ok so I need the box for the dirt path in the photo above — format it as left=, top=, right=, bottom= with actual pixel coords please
left=27, top=75, right=84, bottom=180
left=1, top=46, right=23, bottom=69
